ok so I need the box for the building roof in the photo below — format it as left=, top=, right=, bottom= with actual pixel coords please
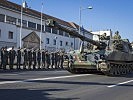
left=0, top=0, right=73, bottom=28
left=0, top=0, right=92, bottom=36
left=69, top=22, right=93, bottom=35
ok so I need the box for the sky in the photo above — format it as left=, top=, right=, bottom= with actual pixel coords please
left=9, top=0, right=133, bottom=42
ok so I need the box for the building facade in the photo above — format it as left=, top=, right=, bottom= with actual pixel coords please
left=0, top=0, right=93, bottom=52
left=92, top=30, right=112, bottom=41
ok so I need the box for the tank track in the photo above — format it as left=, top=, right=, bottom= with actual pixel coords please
left=66, top=61, right=133, bottom=76
left=66, top=68, right=99, bottom=74
left=102, top=61, right=133, bottom=76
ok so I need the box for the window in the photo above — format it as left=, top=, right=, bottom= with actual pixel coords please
left=42, top=25, right=44, bottom=32
left=71, top=42, right=73, bottom=47
left=70, top=35, right=75, bottom=38
left=60, top=41, right=62, bottom=46
left=28, top=21, right=36, bottom=29
left=0, top=29, right=1, bottom=38
left=0, top=14, right=5, bottom=22
left=18, top=19, right=27, bottom=27
left=53, top=39, right=56, bottom=45
left=66, top=42, right=68, bottom=46
left=6, top=16, right=16, bottom=24
left=59, top=30, right=63, bottom=36
left=46, top=38, right=49, bottom=44
left=45, top=26, right=51, bottom=33
left=64, top=32, right=69, bottom=37
left=8, top=31, right=13, bottom=39
left=52, top=28, right=57, bottom=34
left=37, top=24, right=44, bottom=31
left=37, top=24, right=41, bottom=30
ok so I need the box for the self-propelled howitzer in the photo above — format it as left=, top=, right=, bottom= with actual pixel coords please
left=63, top=33, right=133, bottom=76
left=45, top=19, right=133, bottom=76
left=64, top=29, right=133, bottom=76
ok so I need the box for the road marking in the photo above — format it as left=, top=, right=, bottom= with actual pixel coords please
left=26, top=74, right=91, bottom=81
left=107, top=80, right=133, bottom=88
left=0, top=74, right=92, bottom=85
left=0, top=81, right=22, bottom=85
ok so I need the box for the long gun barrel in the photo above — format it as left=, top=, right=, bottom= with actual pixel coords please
left=46, top=19, right=107, bottom=49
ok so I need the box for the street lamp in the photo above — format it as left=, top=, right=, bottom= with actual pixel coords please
left=78, top=6, right=93, bottom=49
left=79, top=6, right=93, bottom=35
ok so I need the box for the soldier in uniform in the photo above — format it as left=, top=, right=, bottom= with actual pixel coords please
left=59, top=51, right=64, bottom=69
left=55, top=51, right=60, bottom=69
left=100, top=33, right=107, bottom=40
left=3, top=47, right=8, bottom=70
left=54, top=52, right=57, bottom=69
left=45, top=51, right=50, bottom=69
left=32, top=49, right=36, bottom=69
left=37, top=49, right=41, bottom=69
left=9, top=46, right=16, bottom=69
left=23, top=48, right=28, bottom=69
left=113, top=31, right=121, bottom=40
left=0, top=47, right=4, bottom=69
left=28, top=49, right=33, bottom=69
left=51, top=52, right=55, bottom=69
left=42, top=49, right=46, bottom=69
left=17, top=47, right=21, bottom=69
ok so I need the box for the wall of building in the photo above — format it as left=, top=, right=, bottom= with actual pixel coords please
left=0, top=6, right=76, bottom=51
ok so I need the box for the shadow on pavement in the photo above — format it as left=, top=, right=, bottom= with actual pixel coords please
left=0, top=88, right=78, bottom=100
left=0, top=69, right=66, bottom=73
left=27, top=79, right=133, bottom=87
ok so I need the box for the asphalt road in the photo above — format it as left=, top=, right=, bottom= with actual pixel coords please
left=0, top=69, right=133, bottom=100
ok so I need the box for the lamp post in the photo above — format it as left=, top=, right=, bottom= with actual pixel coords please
left=40, top=3, right=43, bottom=50
left=78, top=6, right=93, bottom=48
left=20, top=0, right=28, bottom=48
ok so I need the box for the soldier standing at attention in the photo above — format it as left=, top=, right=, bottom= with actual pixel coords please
left=54, top=51, right=58, bottom=69
left=57, top=52, right=60, bottom=68
left=23, top=48, right=28, bottom=69
left=9, top=46, right=16, bottom=69
left=37, top=49, right=41, bottom=69
left=45, top=51, right=50, bottom=69
left=28, top=49, right=32, bottom=69
left=33, top=49, right=37, bottom=69
left=42, top=49, right=46, bottom=69
left=3, top=47, right=8, bottom=70
left=59, top=51, right=64, bottom=69
left=0, top=47, right=4, bottom=69
left=51, top=52, right=55, bottom=69
left=17, top=47, right=21, bottom=69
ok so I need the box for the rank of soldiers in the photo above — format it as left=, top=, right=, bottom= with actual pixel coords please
left=0, top=47, right=65, bottom=70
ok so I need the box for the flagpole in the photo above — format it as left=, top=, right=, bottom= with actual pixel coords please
left=20, top=0, right=23, bottom=48
left=40, top=3, right=43, bottom=50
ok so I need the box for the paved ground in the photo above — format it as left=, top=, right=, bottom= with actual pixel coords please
left=0, top=69, right=133, bottom=100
